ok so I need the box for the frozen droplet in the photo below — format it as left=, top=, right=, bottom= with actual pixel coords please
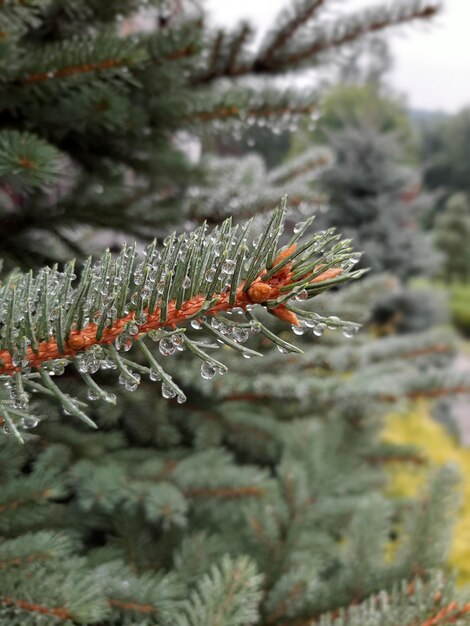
left=104, top=393, right=117, bottom=404
left=313, top=323, right=326, bottom=337
left=182, top=275, right=191, bottom=289
left=159, top=337, right=176, bottom=356
left=232, top=327, right=249, bottom=343
left=177, top=394, right=186, bottom=404
left=162, top=382, right=176, bottom=399
left=191, top=319, right=201, bottom=330
left=221, top=259, right=236, bottom=275
left=250, top=320, right=261, bottom=333
left=200, top=361, right=217, bottom=380
left=292, top=325, right=305, bottom=336
left=294, top=289, right=308, bottom=301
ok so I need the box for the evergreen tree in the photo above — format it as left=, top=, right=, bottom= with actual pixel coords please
left=320, top=123, right=435, bottom=279
left=435, top=193, right=470, bottom=283
left=2, top=2, right=470, bottom=626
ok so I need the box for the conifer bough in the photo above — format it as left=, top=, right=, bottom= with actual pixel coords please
left=0, top=200, right=363, bottom=440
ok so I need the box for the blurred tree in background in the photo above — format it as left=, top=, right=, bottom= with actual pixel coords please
left=1, top=1, right=470, bottom=625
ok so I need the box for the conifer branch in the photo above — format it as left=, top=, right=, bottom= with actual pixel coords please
left=254, top=1, right=440, bottom=72
left=0, top=202, right=362, bottom=438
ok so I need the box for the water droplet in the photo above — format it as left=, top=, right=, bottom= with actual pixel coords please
left=292, top=325, right=305, bottom=335
left=326, top=316, right=340, bottom=329
left=313, top=323, right=326, bottom=337
left=159, top=337, right=176, bottom=356
left=349, top=252, right=362, bottom=265
left=293, top=221, right=307, bottom=234
left=21, top=416, right=40, bottom=429
left=277, top=345, right=288, bottom=354
left=250, top=320, right=261, bottom=333
left=128, top=322, right=139, bottom=336
left=342, top=325, right=357, bottom=339
left=150, top=368, right=161, bottom=382
left=221, top=259, right=236, bottom=275
left=162, top=382, right=176, bottom=399
left=123, top=337, right=133, bottom=352
left=171, top=333, right=185, bottom=349
left=191, top=319, right=201, bottom=330
left=182, top=275, right=191, bottom=289
left=200, top=361, right=217, bottom=380
left=294, top=289, right=308, bottom=301
left=205, top=268, right=216, bottom=282
left=232, top=327, right=249, bottom=343
left=104, top=393, right=117, bottom=403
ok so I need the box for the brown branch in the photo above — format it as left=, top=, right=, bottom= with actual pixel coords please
left=109, top=598, right=155, bottom=614
left=1, top=596, right=71, bottom=620
left=260, top=0, right=326, bottom=64
left=185, top=486, right=265, bottom=499
left=0, top=552, right=51, bottom=569
left=270, top=4, right=439, bottom=70
left=0, top=489, right=55, bottom=514
left=21, top=58, right=127, bottom=84
left=187, top=103, right=316, bottom=124
left=0, top=246, right=337, bottom=376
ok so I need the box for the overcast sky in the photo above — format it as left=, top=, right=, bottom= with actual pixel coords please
left=205, top=0, right=468, bottom=113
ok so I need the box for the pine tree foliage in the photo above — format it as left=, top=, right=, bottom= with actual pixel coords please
left=321, top=124, right=436, bottom=279
left=0, top=0, right=438, bottom=267
left=0, top=202, right=366, bottom=441
left=1, top=1, right=468, bottom=624
left=434, top=193, right=470, bottom=282
left=185, top=148, right=332, bottom=223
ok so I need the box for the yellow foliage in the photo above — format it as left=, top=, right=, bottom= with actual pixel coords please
left=384, top=401, right=470, bottom=584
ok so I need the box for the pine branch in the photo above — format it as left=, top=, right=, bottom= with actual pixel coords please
left=0, top=201, right=362, bottom=439
left=258, top=0, right=327, bottom=65
left=254, top=1, right=440, bottom=72
left=0, top=131, right=62, bottom=193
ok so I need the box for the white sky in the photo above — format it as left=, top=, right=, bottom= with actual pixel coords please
left=205, top=0, right=469, bottom=113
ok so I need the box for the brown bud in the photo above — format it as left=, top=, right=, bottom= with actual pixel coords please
left=68, top=334, right=86, bottom=350
left=248, top=282, right=272, bottom=303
